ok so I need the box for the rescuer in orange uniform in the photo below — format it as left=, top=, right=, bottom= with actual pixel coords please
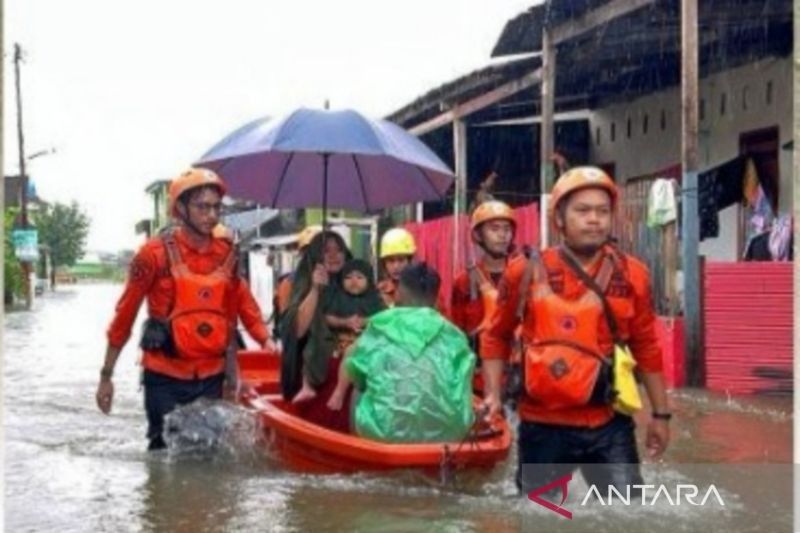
left=479, top=167, right=671, bottom=493
left=450, top=200, right=516, bottom=348
left=95, top=168, right=273, bottom=450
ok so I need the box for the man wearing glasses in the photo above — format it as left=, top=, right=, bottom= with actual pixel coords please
left=95, top=168, right=272, bottom=450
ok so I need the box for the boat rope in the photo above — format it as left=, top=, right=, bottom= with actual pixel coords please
left=439, top=405, right=494, bottom=485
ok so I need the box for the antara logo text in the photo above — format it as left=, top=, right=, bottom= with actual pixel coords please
left=527, top=473, right=726, bottom=519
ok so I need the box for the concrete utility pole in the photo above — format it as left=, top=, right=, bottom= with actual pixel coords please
left=14, top=42, right=33, bottom=310
left=539, top=28, right=556, bottom=249
left=680, top=0, right=703, bottom=386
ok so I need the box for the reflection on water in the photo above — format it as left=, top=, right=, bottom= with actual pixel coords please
left=4, top=284, right=793, bottom=532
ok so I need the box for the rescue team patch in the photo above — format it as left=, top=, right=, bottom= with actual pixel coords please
left=198, top=287, right=213, bottom=300
left=550, top=358, right=569, bottom=379
left=559, top=316, right=577, bottom=332
left=197, top=323, right=213, bottom=338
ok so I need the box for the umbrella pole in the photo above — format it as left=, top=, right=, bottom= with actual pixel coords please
left=322, top=152, right=329, bottom=230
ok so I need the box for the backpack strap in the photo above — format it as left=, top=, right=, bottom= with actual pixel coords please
left=593, top=253, right=615, bottom=295
left=218, top=245, right=238, bottom=278
left=161, top=229, right=185, bottom=275
left=558, top=246, right=622, bottom=344
left=467, top=264, right=481, bottom=301
left=516, top=249, right=544, bottom=321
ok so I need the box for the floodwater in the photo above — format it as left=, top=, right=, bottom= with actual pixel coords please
left=4, top=284, right=793, bottom=532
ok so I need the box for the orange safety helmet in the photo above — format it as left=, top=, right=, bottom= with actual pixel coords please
left=470, top=200, right=516, bottom=232
left=549, top=166, right=618, bottom=219
left=168, top=168, right=227, bottom=217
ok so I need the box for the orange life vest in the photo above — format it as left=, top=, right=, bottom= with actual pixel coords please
left=517, top=248, right=625, bottom=410
left=163, top=231, right=236, bottom=361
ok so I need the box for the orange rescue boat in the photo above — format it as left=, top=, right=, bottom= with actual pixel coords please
left=237, top=350, right=511, bottom=473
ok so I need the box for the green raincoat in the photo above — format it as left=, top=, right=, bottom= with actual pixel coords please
left=346, top=307, right=476, bottom=443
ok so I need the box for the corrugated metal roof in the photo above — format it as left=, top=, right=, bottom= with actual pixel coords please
left=703, top=262, right=792, bottom=396
left=490, top=0, right=792, bottom=108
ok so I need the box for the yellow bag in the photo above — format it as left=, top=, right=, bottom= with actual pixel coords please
left=612, top=343, right=642, bottom=415
left=558, top=247, right=643, bottom=416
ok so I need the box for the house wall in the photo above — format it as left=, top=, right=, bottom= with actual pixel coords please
left=589, top=57, right=793, bottom=261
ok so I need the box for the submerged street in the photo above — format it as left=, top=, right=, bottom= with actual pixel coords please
left=4, top=284, right=792, bottom=532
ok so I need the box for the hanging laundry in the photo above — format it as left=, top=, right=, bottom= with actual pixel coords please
left=698, top=171, right=720, bottom=240
left=647, top=178, right=678, bottom=227
left=751, top=152, right=780, bottom=213
left=698, top=156, right=746, bottom=241
left=769, top=214, right=793, bottom=261
left=748, top=184, right=774, bottom=235
left=742, top=158, right=760, bottom=207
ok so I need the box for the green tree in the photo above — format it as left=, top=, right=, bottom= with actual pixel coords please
left=4, top=208, right=24, bottom=304
left=34, top=201, right=90, bottom=288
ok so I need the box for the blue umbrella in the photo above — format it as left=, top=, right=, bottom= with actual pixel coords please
left=196, top=108, right=455, bottom=221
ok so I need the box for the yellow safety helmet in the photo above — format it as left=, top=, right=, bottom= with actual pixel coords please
left=296, top=225, right=323, bottom=250
left=380, top=228, right=416, bottom=259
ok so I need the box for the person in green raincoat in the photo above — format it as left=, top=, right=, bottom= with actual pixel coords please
left=327, top=263, right=476, bottom=443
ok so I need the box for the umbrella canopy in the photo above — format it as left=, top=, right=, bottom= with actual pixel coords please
left=196, top=108, right=454, bottom=213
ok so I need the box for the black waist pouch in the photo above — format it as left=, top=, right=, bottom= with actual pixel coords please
left=140, top=318, right=176, bottom=357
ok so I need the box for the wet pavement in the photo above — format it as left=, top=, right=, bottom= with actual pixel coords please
left=3, top=283, right=793, bottom=532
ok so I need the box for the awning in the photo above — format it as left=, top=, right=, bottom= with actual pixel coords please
left=222, top=208, right=279, bottom=234
left=248, top=234, right=299, bottom=249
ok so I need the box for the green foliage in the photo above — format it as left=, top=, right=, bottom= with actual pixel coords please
left=4, top=208, right=24, bottom=298
left=33, top=201, right=90, bottom=268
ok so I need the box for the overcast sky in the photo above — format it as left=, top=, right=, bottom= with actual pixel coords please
left=4, top=0, right=535, bottom=252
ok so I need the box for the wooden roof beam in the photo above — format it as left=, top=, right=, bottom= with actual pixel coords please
left=409, top=68, right=542, bottom=136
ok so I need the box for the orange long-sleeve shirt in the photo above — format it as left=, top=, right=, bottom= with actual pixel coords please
left=480, top=246, right=663, bottom=427
left=107, top=228, right=268, bottom=380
